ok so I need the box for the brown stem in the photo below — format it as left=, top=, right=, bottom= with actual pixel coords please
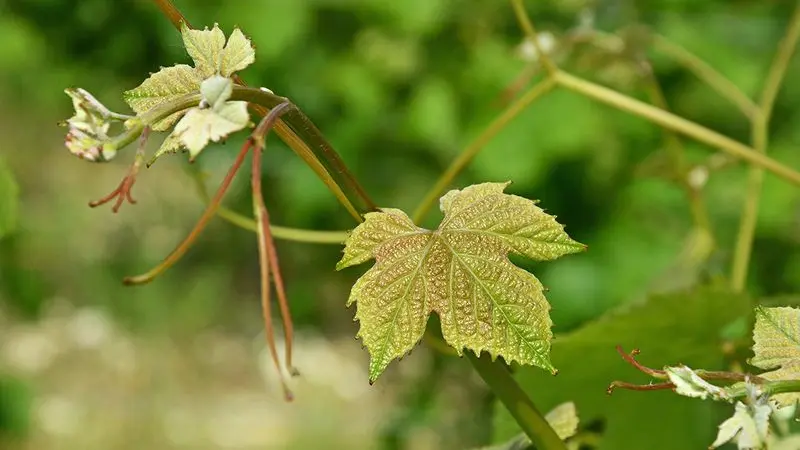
left=251, top=102, right=301, bottom=378
left=615, top=345, right=667, bottom=378
left=607, top=381, right=675, bottom=395
left=123, top=132, right=250, bottom=285
left=694, top=370, right=766, bottom=384
left=251, top=105, right=295, bottom=401
left=89, top=127, right=151, bottom=212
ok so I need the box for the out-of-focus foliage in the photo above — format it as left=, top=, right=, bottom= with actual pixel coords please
left=1, top=0, right=800, bottom=448
left=0, top=158, right=18, bottom=239
left=493, top=287, right=751, bottom=450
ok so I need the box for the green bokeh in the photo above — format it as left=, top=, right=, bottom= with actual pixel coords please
left=1, top=0, right=799, bottom=448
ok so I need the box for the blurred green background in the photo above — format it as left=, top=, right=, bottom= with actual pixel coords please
left=1, top=0, right=799, bottom=449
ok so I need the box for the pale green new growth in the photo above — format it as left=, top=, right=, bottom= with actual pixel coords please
left=543, top=402, right=579, bottom=441
left=62, top=88, right=125, bottom=161
left=181, top=23, right=254, bottom=78
left=665, top=366, right=728, bottom=401
left=478, top=402, right=579, bottom=450
left=122, top=22, right=255, bottom=157
left=750, top=306, right=800, bottom=406
left=169, top=76, right=250, bottom=159
left=711, top=400, right=771, bottom=449
left=337, top=182, right=585, bottom=382
left=123, top=64, right=201, bottom=131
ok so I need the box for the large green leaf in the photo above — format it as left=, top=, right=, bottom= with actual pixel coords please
left=492, top=287, right=751, bottom=450
left=337, top=182, right=585, bottom=382
left=0, top=158, right=19, bottom=239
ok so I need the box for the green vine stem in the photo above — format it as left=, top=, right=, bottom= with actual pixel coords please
left=510, top=0, right=557, bottom=75
left=467, top=352, right=567, bottom=450
left=416, top=5, right=800, bottom=225
left=725, top=379, right=800, bottom=400
left=188, top=166, right=349, bottom=244
left=553, top=71, right=800, bottom=186
left=151, top=0, right=376, bottom=221
left=650, top=34, right=758, bottom=120
left=731, top=3, right=800, bottom=292
left=412, top=77, right=557, bottom=223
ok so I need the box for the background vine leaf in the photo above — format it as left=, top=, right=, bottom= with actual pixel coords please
left=749, top=306, right=800, bottom=406
left=492, top=287, right=752, bottom=450
left=0, top=158, right=19, bottom=239
left=337, top=182, right=584, bottom=382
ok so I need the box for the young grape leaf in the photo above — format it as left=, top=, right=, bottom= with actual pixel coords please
left=666, top=365, right=728, bottom=401
left=181, top=23, right=255, bottom=79
left=147, top=132, right=185, bottom=168
left=123, top=24, right=255, bottom=131
left=61, top=88, right=121, bottom=161
left=168, top=76, right=249, bottom=159
left=123, top=64, right=201, bottom=131
left=544, top=402, right=580, bottom=440
left=172, top=103, right=248, bottom=159
left=710, top=400, right=771, bottom=449
left=0, top=158, right=19, bottom=239
left=492, top=287, right=752, bottom=450
left=749, top=306, right=800, bottom=406
left=337, top=182, right=585, bottom=382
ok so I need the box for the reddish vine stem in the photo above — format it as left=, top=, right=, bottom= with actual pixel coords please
left=250, top=102, right=301, bottom=400
left=607, top=381, right=675, bottom=395
left=609, top=345, right=769, bottom=395
left=123, top=131, right=251, bottom=285
left=615, top=345, right=667, bottom=378
left=90, top=127, right=151, bottom=212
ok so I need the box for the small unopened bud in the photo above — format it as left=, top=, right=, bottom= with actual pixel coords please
left=61, top=88, right=133, bottom=162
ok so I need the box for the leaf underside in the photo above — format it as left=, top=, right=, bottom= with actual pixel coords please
left=337, top=182, right=585, bottom=382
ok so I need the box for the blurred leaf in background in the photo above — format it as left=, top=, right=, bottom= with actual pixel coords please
left=493, top=287, right=751, bottom=450
left=0, top=0, right=799, bottom=448
left=0, top=158, right=19, bottom=239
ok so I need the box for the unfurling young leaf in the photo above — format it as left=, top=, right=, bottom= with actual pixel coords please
left=710, top=400, right=772, bottom=449
left=61, top=88, right=129, bottom=161
left=172, top=103, right=249, bottom=159
left=665, top=365, right=728, bottom=401
left=337, top=182, right=585, bottom=382
left=123, top=23, right=255, bottom=131
left=749, top=306, right=800, bottom=406
left=544, top=401, right=580, bottom=440
left=180, top=23, right=255, bottom=78
left=169, top=76, right=249, bottom=159
left=123, top=64, right=201, bottom=131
